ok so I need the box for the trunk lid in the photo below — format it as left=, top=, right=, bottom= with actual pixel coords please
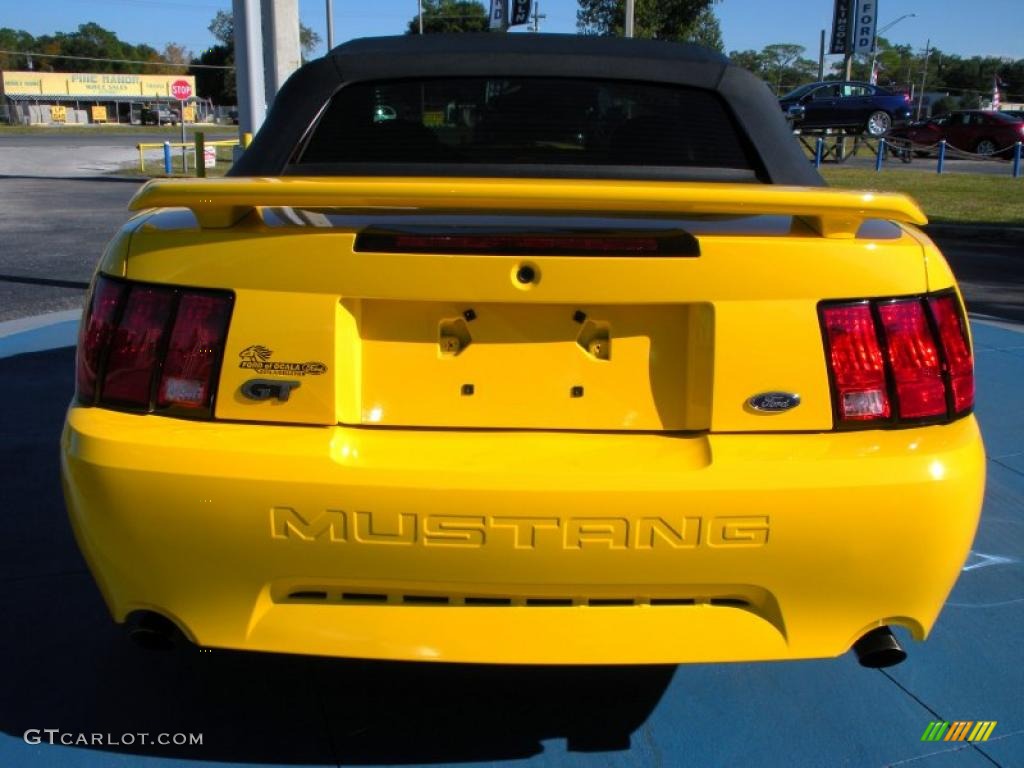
left=121, top=178, right=930, bottom=433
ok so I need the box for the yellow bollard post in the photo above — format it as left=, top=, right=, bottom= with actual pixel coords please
left=138, top=145, right=145, bottom=173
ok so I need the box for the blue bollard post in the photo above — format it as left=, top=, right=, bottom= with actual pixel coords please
left=937, top=140, right=946, bottom=174
left=163, top=141, right=172, bottom=175
left=875, top=138, right=885, bottom=171
left=814, top=137, right=824, bottom=169
left=1014, top=142, right=1022, bottom=179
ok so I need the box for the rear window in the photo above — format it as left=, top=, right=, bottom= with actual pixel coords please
left=295, top=77, right=758, bottom=174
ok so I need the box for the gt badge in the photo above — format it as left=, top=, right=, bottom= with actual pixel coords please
left=241, top=379, right=301, bottom=402
left=747, top=392, right=801, bottom=413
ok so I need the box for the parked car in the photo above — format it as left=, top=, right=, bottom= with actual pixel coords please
left=778, top=81, right=912, bottom=136
left=890, top=110, right=1024, bottom=157
left=141, top=106, right=180, bottom=126
left=63, top=34, right=984, bottom=669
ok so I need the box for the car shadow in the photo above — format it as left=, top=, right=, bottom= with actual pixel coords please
left=0, top=347, right=675, bottom=764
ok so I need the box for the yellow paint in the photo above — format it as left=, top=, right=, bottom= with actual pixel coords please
left=129, top=176, right=928, bottom=234
left=60, top=176, right=986, bottom=664
left=62, top=407, right=985, bottom=663
left=121, top=198, right=931, bottom=433
left=1, top=71, right=195, bottom=99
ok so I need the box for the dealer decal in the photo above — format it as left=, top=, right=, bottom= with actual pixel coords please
left=238, top=345, right=327, bottom=376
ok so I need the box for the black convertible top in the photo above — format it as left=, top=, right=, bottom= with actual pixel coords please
left=230, top=34, right=822, bottom=186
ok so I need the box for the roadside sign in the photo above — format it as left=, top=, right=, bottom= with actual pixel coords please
left=170, top=80, right=193, bottom=101
left=830, top=0, right=853, bottom=54
left=489, top=0, right=507, bottom=30
left=510, top=0, right=531, bottom=26
left=852, top=0, right=878, bottom=54
left=182, top=105, right=196, bottom=122
left=203, top=146, right=217, bottom=169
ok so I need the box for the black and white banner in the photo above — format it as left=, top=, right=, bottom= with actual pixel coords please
left=851, top=0, right=878, bottom=54
left=829, top=0, right=853, bottom=54
left=510, top=0, right=532, bottom=26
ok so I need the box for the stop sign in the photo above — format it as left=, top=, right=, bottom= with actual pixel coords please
left=170, top=79, right=192, bottom=101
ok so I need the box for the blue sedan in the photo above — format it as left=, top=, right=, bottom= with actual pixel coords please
left=779, top=81, right=913, bottom=137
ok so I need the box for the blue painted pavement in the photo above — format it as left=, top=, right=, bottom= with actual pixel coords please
left=0, top=319, right=1020, bottom=767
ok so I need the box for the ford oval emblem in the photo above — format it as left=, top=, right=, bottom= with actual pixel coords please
left=747, top=392, right=801, bottom=413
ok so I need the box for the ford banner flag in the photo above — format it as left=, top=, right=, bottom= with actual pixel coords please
left=510, top=0, right=532, bottom=26
left=489, top=0, right=507, bottom=29
left=852, top=0, right=878, bottom=54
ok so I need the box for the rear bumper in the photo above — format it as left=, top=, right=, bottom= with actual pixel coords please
left=61, top=406, right=985, bottom=664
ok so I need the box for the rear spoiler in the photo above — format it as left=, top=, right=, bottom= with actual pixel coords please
left=128, top=177, right=927, bottom=239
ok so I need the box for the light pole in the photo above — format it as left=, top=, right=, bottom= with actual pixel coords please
left=870, top=13, right=916, bottom=84
left=326, top=0, right=334, bottom=49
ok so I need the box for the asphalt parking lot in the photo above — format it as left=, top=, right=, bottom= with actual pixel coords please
left=0, top=149, right=1021, bottom=767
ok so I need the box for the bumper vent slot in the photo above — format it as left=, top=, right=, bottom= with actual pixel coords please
left=340, top=592, right=388, bottom=603
left=285, top=589, right=750, bottom=609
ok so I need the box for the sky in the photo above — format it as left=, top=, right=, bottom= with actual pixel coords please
left=3, top=0, right=1022, bottom=64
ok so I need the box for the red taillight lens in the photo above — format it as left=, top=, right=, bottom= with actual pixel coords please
left=821, top=304, right=890, bottom=421
left=75, top=276, right=233, bottom=418
left=821, top=293, right=974, bottom=428
left=929, top=295, right=975, bottom=414
left=76, top=276, right=128, bottom=403
left=101, top=285, right=175, bottom=407
left=157, top=293, right=233, bottom=409
left=878, top=300, right=946, bottom=419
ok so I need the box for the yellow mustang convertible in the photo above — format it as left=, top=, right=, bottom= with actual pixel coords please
left=61, top=35, right=985, bottom=668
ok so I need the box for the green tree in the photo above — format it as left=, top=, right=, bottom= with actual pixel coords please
left=161, top=43, right=192, bottom=74
left=760, top=43, right=812, bottom=91
left=683, top=8, right=722, bottom=52
left=406, top=0, right=489, bottom=33
left=727, top=48, right=766, bottom=76
left=192, top=45, right=234, bottom=104
left=209, top=10, right=233, bottom=46
left=728, top=43, right=816, bottom=93
left=576, top=0, right=715, bottom=41
left=207, top=10, right=320, bottom=59
left=0, top=28, right=37, bottom=70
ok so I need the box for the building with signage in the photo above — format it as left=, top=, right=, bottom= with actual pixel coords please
left=0, top=71, right=199, bottom=125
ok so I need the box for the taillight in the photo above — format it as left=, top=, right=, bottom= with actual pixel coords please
left=928, top=295, right=975, bottom=414
left=101, top=285, right=175, bottom=407
left=76, top=277, right=128, bottom=403
left=75, top=275, right=233, bottom=418
left=821, top=303, right=890, bottom=421
left=820, top=293, right=974, bottom=428
left=158, top=293, right=233, bottom=409
left=877, top=300, right=945, bottom=419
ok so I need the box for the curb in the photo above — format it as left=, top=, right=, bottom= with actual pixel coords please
left=0, top=309, right=80, bottom=360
